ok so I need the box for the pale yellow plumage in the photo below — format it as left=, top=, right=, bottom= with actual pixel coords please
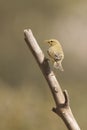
left=45, top=39, right=64, bottom=71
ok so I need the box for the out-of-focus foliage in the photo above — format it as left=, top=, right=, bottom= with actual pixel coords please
left=0, top=0, right=87, bottom=129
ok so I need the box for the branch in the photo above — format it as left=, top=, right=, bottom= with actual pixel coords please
left=24, top=29, right=81, bottom=130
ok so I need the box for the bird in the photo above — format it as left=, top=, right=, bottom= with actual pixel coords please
left=45, top=39, right=64, bottom=71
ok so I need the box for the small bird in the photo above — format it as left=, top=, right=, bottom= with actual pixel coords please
left=45, top=39, right=64, bottom=71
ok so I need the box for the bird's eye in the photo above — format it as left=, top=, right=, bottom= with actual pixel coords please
left=50, top=40, right=53, bottom=42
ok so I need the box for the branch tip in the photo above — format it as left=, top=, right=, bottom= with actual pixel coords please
left=24, top=29, right=32, bottom=42
left=24, top=29, right=32, bottom=34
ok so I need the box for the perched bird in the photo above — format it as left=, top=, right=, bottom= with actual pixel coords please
left=45, top=39, right=64, bottom=71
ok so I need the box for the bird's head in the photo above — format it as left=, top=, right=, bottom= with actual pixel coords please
left=45, top=39, right=59, bottom=46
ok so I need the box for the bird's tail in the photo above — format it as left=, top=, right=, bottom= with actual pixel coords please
left=53, top=61, right=64, bottom=71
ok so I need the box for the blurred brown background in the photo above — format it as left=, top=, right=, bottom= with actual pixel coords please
left=0, top=0, right=87, bottom=130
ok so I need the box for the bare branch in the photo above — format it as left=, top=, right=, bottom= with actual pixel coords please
left=24, top=29, right=81, bottom=130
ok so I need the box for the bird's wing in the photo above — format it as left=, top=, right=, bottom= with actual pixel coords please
left=54, top=52, right=63, bottom=61
left=47, top=48, right=62, bottom=61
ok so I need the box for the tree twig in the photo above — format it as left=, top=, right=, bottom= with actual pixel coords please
left=24, top=29, right=81, bottom=130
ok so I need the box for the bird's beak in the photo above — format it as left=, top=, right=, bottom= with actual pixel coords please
left=44, top=40, right=49, bottom=44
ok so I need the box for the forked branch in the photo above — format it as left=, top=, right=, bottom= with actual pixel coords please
left=24, top=29, right=81, bottom=130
